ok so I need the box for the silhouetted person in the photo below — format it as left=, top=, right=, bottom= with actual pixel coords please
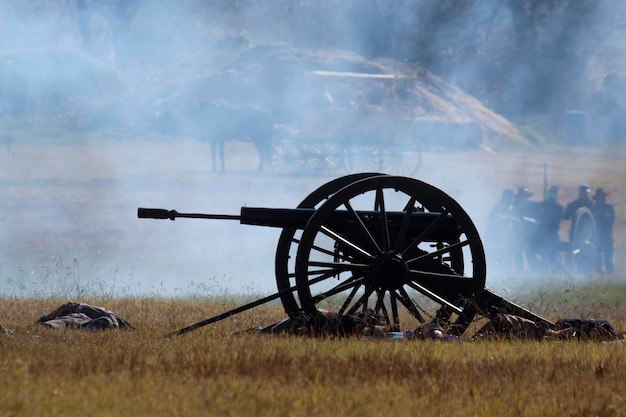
left=534, top=186, right=564, bottom=272
left=591, top=188, right=615, bottom=273
left=563, top=185, right=593, bottom=238
left=562, top=185, right=594, bottom=270
left=510, top=187, right=538, bottom=272
left=485, top=189, right=514, bottom=270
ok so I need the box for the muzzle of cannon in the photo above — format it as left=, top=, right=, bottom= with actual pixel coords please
left=139, top=173, right=554, bottom=338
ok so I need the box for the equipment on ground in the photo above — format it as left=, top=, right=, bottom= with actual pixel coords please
left=139, top=174, right=555, bottom=338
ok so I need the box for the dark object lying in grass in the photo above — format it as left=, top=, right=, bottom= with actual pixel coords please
left=235, top=309, right=389, bottom=338
left=36, top=302, right=133, bottom=330
left=555, top=318, right=617, bottom=340
left=238, top=310, right=620, bottom=342
left=474, top=313, right=617, bottom=341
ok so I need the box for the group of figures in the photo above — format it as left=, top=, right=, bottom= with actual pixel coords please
left=486, top=184, right=615, bottom=274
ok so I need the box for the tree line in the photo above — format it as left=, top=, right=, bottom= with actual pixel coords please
left=3, top=0, right=625, bottom=137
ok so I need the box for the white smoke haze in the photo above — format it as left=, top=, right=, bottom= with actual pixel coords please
left=0, top=1, right=625, bottom=298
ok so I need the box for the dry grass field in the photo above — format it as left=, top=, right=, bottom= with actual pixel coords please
left=1, top=295, right=626, bottom=417
left=2, top=138, right=626, bottom=416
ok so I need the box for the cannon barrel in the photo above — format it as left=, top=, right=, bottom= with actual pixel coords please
left=138, top=207, right=461, bottom=241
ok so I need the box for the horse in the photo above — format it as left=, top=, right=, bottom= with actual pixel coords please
left=155, top=98, right=274, bottom=172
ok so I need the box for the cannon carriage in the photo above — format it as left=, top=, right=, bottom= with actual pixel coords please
left=139, top=174, right=555, bottom=338
left=566, top=205, right=612, bottom=273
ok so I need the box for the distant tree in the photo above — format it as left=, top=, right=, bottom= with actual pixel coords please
left=372, top=0, right=605, bottom=124
left=500, top=0, right=601, bottom=118
left=66, top=0, right=618, bottom=132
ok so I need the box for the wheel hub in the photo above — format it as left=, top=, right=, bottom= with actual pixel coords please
left=369, top=252, right=409, bottom=290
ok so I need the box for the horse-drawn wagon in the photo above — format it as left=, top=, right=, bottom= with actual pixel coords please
left=270, top=71, right=421, bottom=176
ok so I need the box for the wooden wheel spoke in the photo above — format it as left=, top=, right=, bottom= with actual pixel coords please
left=406, top=270, right=477, bottom=302
left=409, top=269, right=471, bottom=285
left=374, top=290, right=391, bottom=325
left=303, top=269, right=339, bottom=279
left=407, top=239, right=470, bottom=264
left=287, top=260, right=362, bottom=279
left=343, top=200, right=382, bottom=254
left=311, top=275, right=364, bottom=304
left=301, top=270, right=347, bottom=289
left=320, top=225, right=374, bottom=260
left=405, top=279, right=463, bottom=314
left=394, top=196, right=417, bottom=252
left=408, top=268, right=468, bottom=281
left=310, top=242, right=352, bottom=262
left=393, top=288, right=426, bottom=323
left=374, top=188, right=391, bottom=252
left=389, top=292, right=400, bottom=329
left=306, top=260, right=369, bottom=271
left=374, top=289, right=386, bottom=312
left=401, top=210, right=450, bottom=256
left=338, top=283, right=362, bottom=315
left=346, top=285, right=376, bottom=316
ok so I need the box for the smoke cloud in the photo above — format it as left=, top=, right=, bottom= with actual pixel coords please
left=0, top=1, right=624, bottom=298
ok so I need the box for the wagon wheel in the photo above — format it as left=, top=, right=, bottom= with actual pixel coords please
left=569, top=207, right=597, bottom=273
left=343, top=145, right=382, bottom=174
left=381, top=147, right=422, bottom=177
left=275, top=173, right=388, bottom=317
left=295, top=175, right=486, bottom=335
left=271, top=138, right=306, bottom=175
left=303, top=142, right=342, bottom=175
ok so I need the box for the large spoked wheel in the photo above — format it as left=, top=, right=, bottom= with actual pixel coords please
left=271, top=138, right=306, bottom=175
left=294, top=175, right=486, bottom=335
left=570, top=207, right=597, bottom=273
left=343, top=145, right=382, bottom=174
left=303, top=142, right=342, bottom=175
left=381, top=147, right=421, bottom=177
left=275, top=173, right=388, bottom=317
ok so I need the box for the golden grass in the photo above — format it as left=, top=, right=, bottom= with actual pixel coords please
left=2, top=296, right=626, bottom=417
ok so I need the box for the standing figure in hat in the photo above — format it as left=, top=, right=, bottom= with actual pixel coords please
left=535, top=186, right=564, bottom=272
left=563, top=185, right=593, bottom=221
left=510, top=187, right=539, bottom=271
left=563, top=185, right=593, bottom=240
left=485, top=189, right=514, bottom=271
left=591, top=188, right=615, bottom=273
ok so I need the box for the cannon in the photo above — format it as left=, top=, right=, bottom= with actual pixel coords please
left=139, top=174, right=555, bottom=338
